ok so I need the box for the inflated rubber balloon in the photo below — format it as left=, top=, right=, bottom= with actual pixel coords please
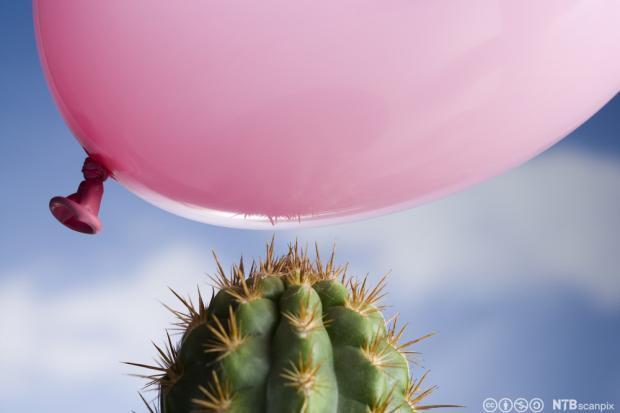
left=35, top=1, right=620, bottom=231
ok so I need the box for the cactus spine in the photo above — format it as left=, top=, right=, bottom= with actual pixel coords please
left=130, top=241, right=452, bottom=413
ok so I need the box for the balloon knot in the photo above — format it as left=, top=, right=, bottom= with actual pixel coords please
left=82, top=157, right=110, bottom=182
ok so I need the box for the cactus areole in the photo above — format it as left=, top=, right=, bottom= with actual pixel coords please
left=130, top=242, right=453, bottom=413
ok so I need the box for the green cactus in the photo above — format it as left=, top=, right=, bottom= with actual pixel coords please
left=130, top=241, right=453, bottom=413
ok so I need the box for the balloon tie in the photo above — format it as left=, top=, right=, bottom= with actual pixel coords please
left=49, top=156, right=110, bottom=234
left=81, top=157, right=110, bottom=182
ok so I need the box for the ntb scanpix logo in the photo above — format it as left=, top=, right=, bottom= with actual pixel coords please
left=483, top=398, right=614, bottom=413
left=553, top=399, right=615, bottom=412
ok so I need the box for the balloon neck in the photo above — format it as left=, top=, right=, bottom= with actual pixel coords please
left=49, top=157, right=110, bottom=234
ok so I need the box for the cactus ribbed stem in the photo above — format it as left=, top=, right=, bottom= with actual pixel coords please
left=129, top=241, right=453, bottom=413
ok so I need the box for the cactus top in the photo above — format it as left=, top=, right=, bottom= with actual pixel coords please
left=130, top=241, right=454, bottom=413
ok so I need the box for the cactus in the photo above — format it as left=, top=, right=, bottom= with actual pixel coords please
left=130, top=241, right=453, bottom=413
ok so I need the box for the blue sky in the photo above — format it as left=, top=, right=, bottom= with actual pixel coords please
left=1, top=2, right=619, bottom=413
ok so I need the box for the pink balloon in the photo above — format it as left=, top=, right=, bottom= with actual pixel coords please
left=35, top=1, right=620, bottom=228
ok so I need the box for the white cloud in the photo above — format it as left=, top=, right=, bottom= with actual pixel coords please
left=299, top=148, right=620, bottom=308
left=0, top=245, right=212, bottom=401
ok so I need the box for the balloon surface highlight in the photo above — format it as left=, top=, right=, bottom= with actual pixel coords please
left=35, top=1, right=620, bottom=228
